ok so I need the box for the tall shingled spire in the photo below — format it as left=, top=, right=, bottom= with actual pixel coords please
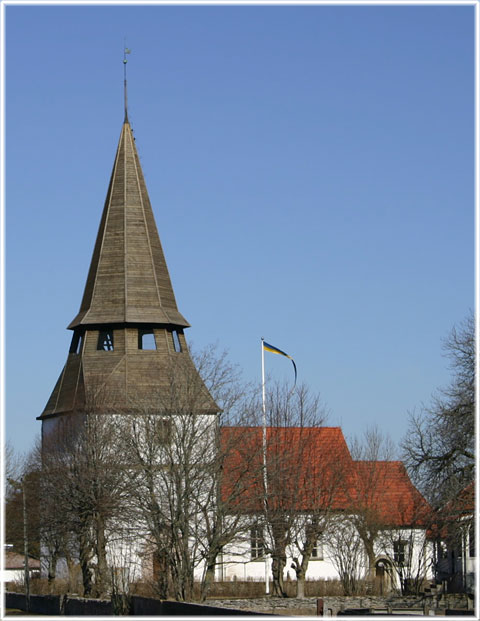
left=67, top=120, right=189, bottom=330
left=38, top=80, right=217, bottom=421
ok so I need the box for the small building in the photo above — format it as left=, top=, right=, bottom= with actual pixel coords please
left=3, top=546, right=40, bottom=584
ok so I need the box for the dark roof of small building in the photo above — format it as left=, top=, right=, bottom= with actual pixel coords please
left=5, top=550, right=40, bottom=570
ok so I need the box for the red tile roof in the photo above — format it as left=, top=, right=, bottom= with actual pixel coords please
left=444, top=481, right=475, bottom=515
left=350, top=461, right=431, bottom=527
left=220, top=426, right=431, bottom=527
left=429, top=483, right=474, bottom=540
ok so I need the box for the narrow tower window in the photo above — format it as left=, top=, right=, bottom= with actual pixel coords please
left=138, top=329, right=157, bottom=350
left=156, top=418, right=172, bottom=444
left=250, top=526, right=264, bottom=560
left=97, top=330, right=114, bottom=351
left=171, top=330, right=182, bottom=353
left=69, top=332, right=83, bottom=355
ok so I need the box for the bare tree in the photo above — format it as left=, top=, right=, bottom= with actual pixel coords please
left=326, top=515, right=367, bottom=595
left=5, top=442, right=42, bottom=561
left=377, top=523, right=433, bottom=595
left=5, top=441, right=22, bottom=493
left=109, top=529, right=141, bottom=615
left=402, top=313, right=474, bottom=507
left=345, top=427, right=396, bottom=581
left=290, top=427, right=350, bottom=598
left=121, top=344, right=261, bottom=602
left=41, top=408, right=133, bottom=597
left=259, top=382, right=328, bottom=597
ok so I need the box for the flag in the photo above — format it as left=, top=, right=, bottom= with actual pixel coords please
left=263, top=341, right=297, bottom=386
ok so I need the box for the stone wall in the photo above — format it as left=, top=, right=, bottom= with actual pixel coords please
left=63, top=596, right=112, bottom=615
left=210, top=594, right=474, bottom=616
left=211, top=597, right=319, bottom=615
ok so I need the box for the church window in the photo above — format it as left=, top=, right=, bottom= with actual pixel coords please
left=69, top=331, right=83, bottom=354
left=97, top=330, right=114, bottom=351
left=171, top=330, right=182, bottom=353
left=393, top=540, right=407, bottom=565
left=311, top=541, right=324, bottom=560
left=138, top=329, right=157, bottom=350
left=250, top=526, right=264, bottom=560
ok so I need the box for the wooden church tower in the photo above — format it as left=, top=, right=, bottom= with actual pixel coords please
left=38, top=87, right=218, bottom=429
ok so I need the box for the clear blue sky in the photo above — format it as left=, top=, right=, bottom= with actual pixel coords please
left=5, top=3, right=475, bottom=456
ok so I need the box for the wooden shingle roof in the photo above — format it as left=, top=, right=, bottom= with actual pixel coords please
left=38, top=118, right=218, bottom=420
left=68, top=121, right=189, bottom=330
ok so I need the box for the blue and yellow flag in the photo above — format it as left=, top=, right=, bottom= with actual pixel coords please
left=263, top=341, right=297, bottom=386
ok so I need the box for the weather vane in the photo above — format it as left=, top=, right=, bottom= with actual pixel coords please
left=123, top=44, right=131, bottom=122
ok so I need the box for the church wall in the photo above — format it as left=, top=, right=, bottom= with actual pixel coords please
left=220, top=518, right=434, bottom=586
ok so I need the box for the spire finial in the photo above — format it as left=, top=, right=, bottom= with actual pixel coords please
left=123, top=43, right=131, bottom=122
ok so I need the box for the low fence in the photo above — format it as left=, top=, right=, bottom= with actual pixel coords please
left=5, top=593, right=65, bottom=616
left=5, top=592, right=272, bottom=616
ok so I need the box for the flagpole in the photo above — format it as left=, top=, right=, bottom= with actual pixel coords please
left=261, top=338, right=269, bottom=595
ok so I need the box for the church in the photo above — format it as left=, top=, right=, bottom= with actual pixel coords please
left=37, top=80, right=434, bottom=598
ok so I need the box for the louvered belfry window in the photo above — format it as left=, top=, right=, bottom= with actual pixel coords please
left=97, top=329, right=114, bottom=351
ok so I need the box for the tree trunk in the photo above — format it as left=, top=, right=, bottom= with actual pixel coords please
left=47, top=548, right=58, bottom=584
left=65, top=551, right=76, bottom=593
left=366, top=544, right=376, bottom=580
left=296, top=574, right=305, bottom=598
left=271, top=552, right=288, bottom=597
left=294, top=531, right=316, bottom=598
left=94, top=513, right=109, bottom=597
left=153, top=549, right=169, bottom=599
left=80, top=557, right=93, bottom=597
left=200, top=558, right=217, bottom=602
left=363, top=539, right=376, bottom=593
left=79, top=531, right=93, bottom=596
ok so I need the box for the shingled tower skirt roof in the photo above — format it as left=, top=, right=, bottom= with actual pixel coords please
left=38, top=121, right=218, bottom=420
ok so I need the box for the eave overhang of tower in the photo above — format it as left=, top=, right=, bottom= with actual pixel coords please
left=68, top=121, right=190, bottom=330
